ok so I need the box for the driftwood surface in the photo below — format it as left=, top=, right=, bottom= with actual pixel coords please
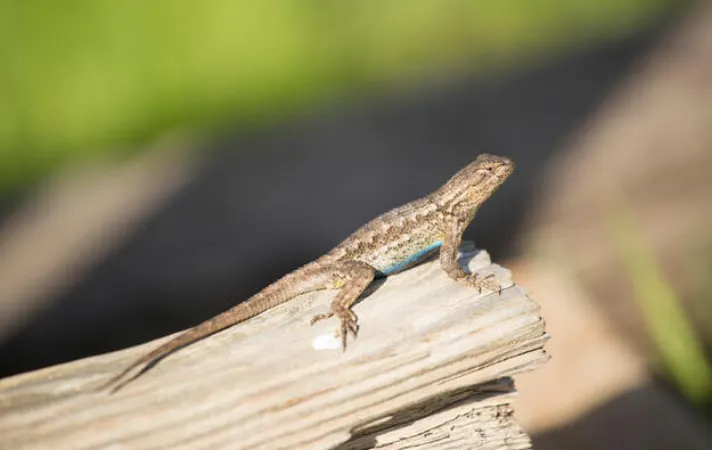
left=0, top=244, right=548, bottom=450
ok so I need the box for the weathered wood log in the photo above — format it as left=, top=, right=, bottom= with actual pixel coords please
left=0, top=243, right=548, bottom=449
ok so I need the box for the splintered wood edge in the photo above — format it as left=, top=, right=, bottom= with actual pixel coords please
left=343, top=378, right=531, bottom=450
left=0, top=244, right=548, bottom=450
left=346, top=388, right=532, bottom=450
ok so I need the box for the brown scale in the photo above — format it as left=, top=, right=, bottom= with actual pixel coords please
left=102, top=154, right=514, bottom=392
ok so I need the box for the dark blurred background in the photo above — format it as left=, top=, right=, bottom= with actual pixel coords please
left=1, top=1, right=711, bottom=448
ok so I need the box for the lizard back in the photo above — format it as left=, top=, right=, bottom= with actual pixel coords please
left=326, top=197, right=447, bottom=276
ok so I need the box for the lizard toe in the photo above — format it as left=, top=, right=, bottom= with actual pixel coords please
left=470, top=272, right=501, bottom=294
left=310, top=311, right=333, bottom=326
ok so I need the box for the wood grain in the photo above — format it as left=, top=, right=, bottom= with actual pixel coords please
left=0, top=245, right=548, bottom=450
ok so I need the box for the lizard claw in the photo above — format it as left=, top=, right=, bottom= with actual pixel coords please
left=310, top=312, right=333, bottom=326
left=310, top=305, right=359, bottom=350
left=467, top=272, right=501, bottom=294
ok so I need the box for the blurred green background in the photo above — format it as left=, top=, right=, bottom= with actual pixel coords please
left=3, top=2, right=712, bottom=446
left=0, top=0, right=676, bottom=198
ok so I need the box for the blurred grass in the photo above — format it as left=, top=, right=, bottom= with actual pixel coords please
left=608, top=206, right=712, bottom=406
left=689, top=237, right=712, bottom=358
left=0, top=0, right=677, bottom=197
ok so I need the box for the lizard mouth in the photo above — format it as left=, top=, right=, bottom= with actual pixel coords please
left=495, top=162, right=515, bottom=180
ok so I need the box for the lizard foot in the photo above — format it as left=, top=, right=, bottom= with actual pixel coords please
left=463, top=272, right=501, bottom=294
left=311, top=305, right=359, bottom=350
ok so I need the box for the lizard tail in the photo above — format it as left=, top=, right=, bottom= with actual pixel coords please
left=99, top=262, right=329, bottom=393
left=99, top=300, right=260, bottom=393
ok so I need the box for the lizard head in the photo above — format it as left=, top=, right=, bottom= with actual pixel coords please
left=434, top=154, right=514, bottom=219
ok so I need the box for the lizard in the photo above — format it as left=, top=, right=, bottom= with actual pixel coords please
left=103, top=153, right=514, bottom=392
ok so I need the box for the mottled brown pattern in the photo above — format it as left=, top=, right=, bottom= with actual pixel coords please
left=104, top=154, right=514, bottom=392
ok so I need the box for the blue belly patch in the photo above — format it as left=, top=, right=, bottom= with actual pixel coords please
left=378, top=242, right=442, bottom=277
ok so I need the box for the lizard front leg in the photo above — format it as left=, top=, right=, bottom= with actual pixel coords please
left=439, top=219, right=501, bottom=294
left=310, top=260, right=376, bottom=350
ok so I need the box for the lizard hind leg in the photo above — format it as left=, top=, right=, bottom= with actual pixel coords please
left=310, top=261, right=376, bottom=350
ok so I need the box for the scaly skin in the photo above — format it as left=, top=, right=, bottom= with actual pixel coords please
left=104, top=154, right=514, bottom=392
